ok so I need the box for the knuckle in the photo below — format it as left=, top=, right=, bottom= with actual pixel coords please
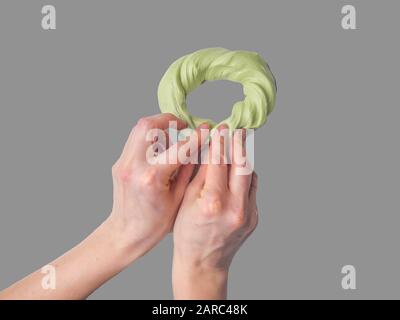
left=136, top=117, right=153, bottom=130
left=229, top=210, right=246, bottom=229
left=163, top=112, right=176, bottom=119
left=228, top=200, right=249, bottom=229
left=232, top=202, right=246, bottom=217
left=112, top=163, right=134, bottom=184
left=208, top=198, right=223, bottom=215
left=139, top=167, right=162, bottom=190
left=200, top=190, right=224, bottom=216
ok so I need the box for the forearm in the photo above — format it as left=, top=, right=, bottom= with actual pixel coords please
left=172, top=258, right=229, bottom=300
left=0, top=217, right=141, bottom=300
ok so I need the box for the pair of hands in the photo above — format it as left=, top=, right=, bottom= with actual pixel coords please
left=0, top=113, right=258, bottom=300
left=109, top=113, right=258, bottom=299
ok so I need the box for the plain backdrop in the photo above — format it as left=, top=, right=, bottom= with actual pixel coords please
left=0, top=0, right=399, bottom=299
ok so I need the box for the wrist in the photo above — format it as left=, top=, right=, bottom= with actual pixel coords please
left=172, top=256, right=229, bottom=300
left=100, top=216, right=147, bottom=268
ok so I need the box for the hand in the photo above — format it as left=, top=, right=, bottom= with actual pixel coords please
left=0, top=113, right=209, bottom=300
left=107, top=113, right=209, bottom=258
left=172, top=126, right=258, bottom=299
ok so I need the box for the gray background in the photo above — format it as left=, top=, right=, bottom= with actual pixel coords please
left=0, top=0, right=399, bottom=299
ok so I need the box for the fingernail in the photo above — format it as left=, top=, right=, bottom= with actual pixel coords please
left=217, top=123, right=229, bottom=131
left=199, top=122, right=210, bottom=130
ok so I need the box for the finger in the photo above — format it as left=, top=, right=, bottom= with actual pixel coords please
left=229, top=128, right=252, bottom=196
left=189, top=164, right=207, bottom=191
left=249, top=171, right=258, bottom=201
left=128, top=113, right=188, bottom=157
left=150, top=128, right=172, bottom=157
left=248, top=172, right=259, bottom=228
left=141, top=113, right=187, bottom=130
left=157, top=123, right=210, bottom=176
left=172, top=163, right=195, bottom=197
left=204, top=124, right=229, bottom=192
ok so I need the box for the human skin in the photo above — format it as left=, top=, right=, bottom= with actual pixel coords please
left=172, top=126, right=258, bottom=300
left=0, top=115, right=257, bottom=300
left=0, top=113, right=209, bottom=300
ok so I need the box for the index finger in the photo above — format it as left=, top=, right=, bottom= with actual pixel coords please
left=204, top=124, right=229, bottom=192
left=122, top=113, right=188, bottom=160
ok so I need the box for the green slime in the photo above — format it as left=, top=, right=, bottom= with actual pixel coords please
left=158, top=48, right=277, bottom=129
